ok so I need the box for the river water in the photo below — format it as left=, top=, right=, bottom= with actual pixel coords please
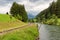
left=38, top=24, right=60, bottom=40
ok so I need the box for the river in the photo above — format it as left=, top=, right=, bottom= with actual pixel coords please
left=38, top=24, right=60, bottom=40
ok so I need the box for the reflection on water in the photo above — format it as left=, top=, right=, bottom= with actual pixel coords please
left=39, top=24, right=60, bottom=40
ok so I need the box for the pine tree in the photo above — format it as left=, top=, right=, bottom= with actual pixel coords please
left=10, top=2, right=28, bottom=22
left=55, top=0, right=60, bottom=18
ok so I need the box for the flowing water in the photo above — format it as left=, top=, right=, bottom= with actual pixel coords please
left=38, top=24, right=60, bottom=40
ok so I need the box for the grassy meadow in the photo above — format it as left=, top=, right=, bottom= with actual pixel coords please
left=0, top=14, right=16, bottom=22
left=0, top=24, right=39, bottom=40
left=0, top=14, right=39, bottom=40
left=0, top=14, right=26, bottom=31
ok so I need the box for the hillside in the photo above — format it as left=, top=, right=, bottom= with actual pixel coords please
left=0, top=14, right=16, bottom=22
left=36, top=0, right=60, bottom=25
left=0, top=14, right=39, bottom=40
left=0, top=14, right=26, bottom=31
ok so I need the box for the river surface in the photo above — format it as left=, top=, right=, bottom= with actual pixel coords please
left=38, top=24, right=60, bottom=40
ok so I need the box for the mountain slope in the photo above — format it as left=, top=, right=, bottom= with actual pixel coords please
left=36, top=0, right=60, bottom=25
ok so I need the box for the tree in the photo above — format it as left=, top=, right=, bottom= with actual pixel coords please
left=6, top=12, right=9, bottom=15
left=10, top=2, right=28, bottom=22
left=55, top=0, right=60, bottom=18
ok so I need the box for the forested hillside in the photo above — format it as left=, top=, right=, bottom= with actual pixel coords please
left=36, top=0, right=60, bottom=25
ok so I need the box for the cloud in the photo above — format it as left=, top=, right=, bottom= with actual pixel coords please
left=26, top=0, right=53, bottom=15
left=29, top=0, right=39, bottom=2
left=28, top=3, right=50, bottom=15
left=29, top=0, right=53, bottom=4
left=0, top=3, right=11, bottom=14
left=0, top=0, right=53, bottom=15
left=0, top=0, right=23, bottom=6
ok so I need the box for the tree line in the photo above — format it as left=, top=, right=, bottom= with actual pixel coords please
left=36, top=0, right=60, bottom=25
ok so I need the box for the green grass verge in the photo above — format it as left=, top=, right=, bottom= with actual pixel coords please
left=42, top=18, right=60, bottom=25
left=0, top=24, right=39, bottom=40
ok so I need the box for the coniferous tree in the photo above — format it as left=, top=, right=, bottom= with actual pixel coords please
left=55, top=0, right=60, bottom=18
left=10, top=2, right=28, bottom=22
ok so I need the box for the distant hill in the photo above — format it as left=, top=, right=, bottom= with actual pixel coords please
left=28, top=13, right=35, bottom=19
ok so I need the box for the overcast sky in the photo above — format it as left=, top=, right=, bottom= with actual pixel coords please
left=0, top=0, right=56, bottom=15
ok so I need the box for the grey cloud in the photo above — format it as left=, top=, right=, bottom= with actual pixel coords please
left=0, top=0, right=22, bottom=6
left=44, top=0, right=53, bottom=2
left=29, top=0, right=53, bottom=4
left=29, top=0, right=39, bottom=2
left=28, top=0, right=53, bottom=16
left=44, top=0, right=52, bottom=1
left=0, top=0, right=53, bottom=6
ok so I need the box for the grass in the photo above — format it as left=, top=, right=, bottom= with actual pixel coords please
left=0, top=14, right=16, bottom=22
left=0, top=14, right=26, bottom=31
left=0, top=14, right=39, bottom=40
left=57, top=18, right=60, bottom=25
left=0, top=24, right=39, bottom=40
left=42, top=18, right=60, bottom=25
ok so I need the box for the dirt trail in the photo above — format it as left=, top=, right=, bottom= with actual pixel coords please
left=0, top=23, right=32, bottom=34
